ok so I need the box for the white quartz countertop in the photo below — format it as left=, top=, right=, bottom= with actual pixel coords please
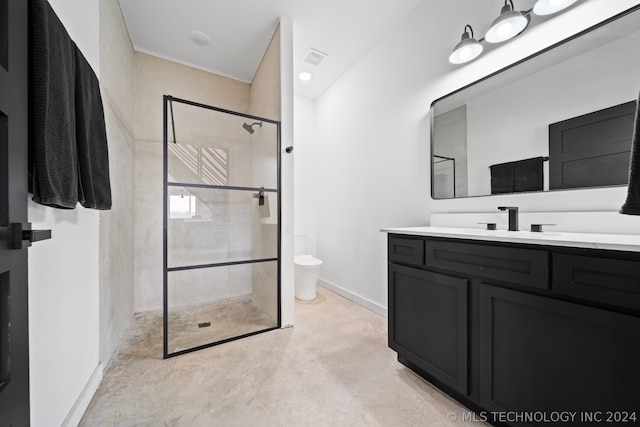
left=381, top=226, right=640, bottom=252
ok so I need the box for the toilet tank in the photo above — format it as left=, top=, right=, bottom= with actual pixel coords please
left=294, top=233, right=307, bottom=256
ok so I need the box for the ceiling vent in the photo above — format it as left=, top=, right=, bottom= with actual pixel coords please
left=303, top=48, right=328, bottom=67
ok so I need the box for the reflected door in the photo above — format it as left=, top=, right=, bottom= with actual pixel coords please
left=163, top=96, right=280, bottom=358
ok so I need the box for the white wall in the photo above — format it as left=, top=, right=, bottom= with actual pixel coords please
left=279, top=17, right=295, bottom=327
left=311, top=0, right=640, bottom=314
left=28, top=1, right=102, bottom=426
left=293, top=95, right=317, bottom=256
left=313, top=0, right=491, bottom=315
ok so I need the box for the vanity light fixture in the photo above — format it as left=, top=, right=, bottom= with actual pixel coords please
left=449, top=25, right=483, bottom=64
left=533, top=0, right=578, bottom=16
left=449, top=0, right=580, bottom=65
left=485, top=0, right=529, bottom=43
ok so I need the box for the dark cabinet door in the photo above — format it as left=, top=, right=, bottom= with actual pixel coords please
left=388, top=263, right=468, bottom=394
left=479, top=284, right=640, bottom=426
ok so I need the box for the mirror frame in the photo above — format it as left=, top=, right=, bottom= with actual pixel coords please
left=430, top=4, right=640, bottom=200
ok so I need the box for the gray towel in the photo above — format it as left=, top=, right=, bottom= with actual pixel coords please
left=29, top=0, right=78, bottom=208
left=75, top=45, right=112, bottom=209
left=620, top=93, right=640, bottom=215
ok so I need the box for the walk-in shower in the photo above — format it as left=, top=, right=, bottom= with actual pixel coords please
left=163, top=95, right=281, bottom=358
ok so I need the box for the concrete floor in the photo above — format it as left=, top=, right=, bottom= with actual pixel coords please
left=81, top=286, right=483, bottom=426
left=166, top=294, right=276, bottom=353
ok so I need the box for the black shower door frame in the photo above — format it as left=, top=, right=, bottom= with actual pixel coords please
left=162, top=95, right=281, bottom=359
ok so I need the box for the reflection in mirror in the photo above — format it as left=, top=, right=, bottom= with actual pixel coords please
left=431, top=6, right=640, bottom=199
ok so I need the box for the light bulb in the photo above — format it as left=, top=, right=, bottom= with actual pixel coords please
left=459, top=46, right=472, bottom=60
left=486, top=12, right=528, bottom=43
left=533, top=0, right=578, bottom=15
left=498, top=22, right=513, bottom=38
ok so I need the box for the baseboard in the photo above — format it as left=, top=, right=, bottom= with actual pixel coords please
left=318, top=278, right=388, bottom=318
left=62, top=363, right=103, bottom=427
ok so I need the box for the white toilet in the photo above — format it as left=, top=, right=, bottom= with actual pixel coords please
left=294, top=234, right=323, bottom=300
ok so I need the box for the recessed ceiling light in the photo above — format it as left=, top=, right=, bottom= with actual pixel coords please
left=189, top=30, right=210, bottom=46
left=298, top=72, right=313, bottom=81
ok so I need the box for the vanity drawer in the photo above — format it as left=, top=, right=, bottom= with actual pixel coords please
left=426, top=239, right=548, bottom=289
left=553, top=254, right=640, bottom=312
left=388, top=235, right=424, bottom=266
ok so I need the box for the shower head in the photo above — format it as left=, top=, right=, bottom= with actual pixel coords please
left=242, top=121, right=262, bottom=134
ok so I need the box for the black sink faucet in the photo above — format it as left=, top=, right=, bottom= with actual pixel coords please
left=498, top=206, right=519, bottom=231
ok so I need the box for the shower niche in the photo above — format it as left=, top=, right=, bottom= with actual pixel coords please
left=163, top=96, right=280, bottom=358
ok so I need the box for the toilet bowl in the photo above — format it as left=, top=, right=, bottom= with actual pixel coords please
left=294, top=233, right=323, bottom=300
left=294, top=255, right=323, bottom=300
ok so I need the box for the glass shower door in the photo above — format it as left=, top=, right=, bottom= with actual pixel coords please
left=163, top=96, right=280, bottom=358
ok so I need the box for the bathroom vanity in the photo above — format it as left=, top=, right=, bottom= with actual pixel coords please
left=383, top=227, right=640, bottom=426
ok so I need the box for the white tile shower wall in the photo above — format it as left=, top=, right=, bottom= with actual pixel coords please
left=98, top=0, right=136, bottom=369
left=167, top=266, right=253, bottom=308
left=248, top=217, right=278, bottom=323
left=293, top=95, right=317, bottom=258
left=136, top=144, right=257, bottom=310
left=250, top=28, right=282, bottom=323
left=133, top=37, right=288, bottom=315
left=250, top=26, right=281, bottom=122
left=137, top=142, right=259, bottom=311
left=134, top=141, right=164, bottom=311
left=99, top=102, right=135, bottom=363
left=133, top=53, right=252, bottom=312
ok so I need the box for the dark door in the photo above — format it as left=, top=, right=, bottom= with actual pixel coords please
left=0, top=0, right=31, bottom=424
left=549, top=100, right=636, bottom=190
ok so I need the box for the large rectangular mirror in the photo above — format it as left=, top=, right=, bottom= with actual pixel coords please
left=431, top=5, right=640, bottom=199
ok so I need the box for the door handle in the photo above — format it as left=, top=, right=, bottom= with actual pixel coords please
left=10, top=223, right=52, bottom=249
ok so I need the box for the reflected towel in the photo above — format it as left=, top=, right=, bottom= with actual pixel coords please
left=490, top=162, right=513, bottom=194
left=29, top=0, right=78, bottom=208
left=620, top=93, right=640, bottom=215
left=490, top=157, right=544, bottom=195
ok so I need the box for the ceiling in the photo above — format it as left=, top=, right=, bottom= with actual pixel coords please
left=118, top=0, right=426, bottom=99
